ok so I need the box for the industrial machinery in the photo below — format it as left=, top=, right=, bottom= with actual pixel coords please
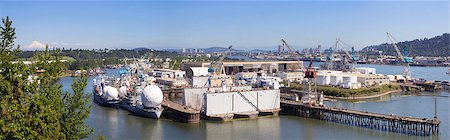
left=336, top=38, right=360, bottom=71
left=301, top=59, right=323, bottom=106
left=386, top=32, right=412, bottom=81
left=208, top=45, right=233, bottom=76
left=281, top=39, right=297, bottom=55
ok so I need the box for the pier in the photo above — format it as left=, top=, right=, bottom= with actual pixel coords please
left=161, top=100, right=201, bottom=123
left=281, top=99, right=440, bottom=136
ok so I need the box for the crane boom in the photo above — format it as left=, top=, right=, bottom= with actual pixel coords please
left=386, top=32, right=406, bottom=63
left=386, top=32, right=411, bottom=80
left=281, top=39, right=296, bottom=55
left=210, top=45, right=233, bottom=75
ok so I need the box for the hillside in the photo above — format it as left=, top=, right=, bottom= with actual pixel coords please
left=201, top=47, right=239, bottom=53
left=363, top=33, right=449, bottom=57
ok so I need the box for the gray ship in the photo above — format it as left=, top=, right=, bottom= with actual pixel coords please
left=92, top=78, right=121, bottom=107
left=121, top=83, right=164, bottom=119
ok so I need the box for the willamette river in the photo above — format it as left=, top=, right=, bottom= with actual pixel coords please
left=58, top=64, right=449, bottom=140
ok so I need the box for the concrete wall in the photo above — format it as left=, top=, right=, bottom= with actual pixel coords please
left=184, top=88, right=280, bottom=115
left=204, top=89, right=280, bottom=115
left=232, top=92, right=258, bottom=113
left=205, top=93, right=233, bottom=115
left=183, top=86, right=253, bottom=111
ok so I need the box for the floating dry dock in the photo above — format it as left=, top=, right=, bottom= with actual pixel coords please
left=281, top=99, right=440, bottom=136
left=161, top=100, right=200, bottom=123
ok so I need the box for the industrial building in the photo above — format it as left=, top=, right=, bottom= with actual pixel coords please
left=277, top=72, right=305, bottom=82
left=181, top=61, right=304, bottom=75
left=314, top=70, right=390, bottom=89
left=344, top=73, right=390, bottom=87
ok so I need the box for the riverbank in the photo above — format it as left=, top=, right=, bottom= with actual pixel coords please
left=289, top=83, right=401, bottom=98
left=325, top=90, right=402, bottom=100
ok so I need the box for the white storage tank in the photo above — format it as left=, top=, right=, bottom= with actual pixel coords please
left=341, top=82, right=361, bottom=89
left=330, top=74, right=343, bottom=86
left=342, top=75, right=357, bottom=83
left=316, top=74, right=330, bottom=85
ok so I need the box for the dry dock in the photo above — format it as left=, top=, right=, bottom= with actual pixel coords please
left=161, top=100, right=200, bottom=123
left=281, top=99, right=440, bottom=136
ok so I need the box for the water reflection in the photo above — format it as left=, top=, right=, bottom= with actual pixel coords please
left=56, top=68, right=449, bottom=139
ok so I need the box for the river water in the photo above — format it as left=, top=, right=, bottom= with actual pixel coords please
left=58, top=65, right=449, bottom=140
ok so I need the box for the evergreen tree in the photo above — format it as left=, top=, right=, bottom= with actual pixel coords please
left=0, top=16, right=93, bottom=139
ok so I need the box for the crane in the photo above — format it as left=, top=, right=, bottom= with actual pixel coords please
left=208, top=45, right=233, bottom=76
left=336, top=38, right=360, bottom=71
left=281, top=39, right=296, bottom=55
left=386, top=32, right=411, bottom=81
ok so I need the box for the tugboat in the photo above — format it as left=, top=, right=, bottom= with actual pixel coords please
left=92, top=78, right=121, bottom=107
left=122, top=77, right=164, bottom=119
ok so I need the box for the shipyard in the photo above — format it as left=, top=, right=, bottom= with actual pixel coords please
left=1, top=1, right=449, bottom=140
left=81, top=37, right=446, bottom=137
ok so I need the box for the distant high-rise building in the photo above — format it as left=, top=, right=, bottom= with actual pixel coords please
left=318, top=45, right=322, bottom=53
left=182, top=48, right=186, bottom=54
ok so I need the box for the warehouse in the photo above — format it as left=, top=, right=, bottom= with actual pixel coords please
left=181, top=61, right=304, bottom=75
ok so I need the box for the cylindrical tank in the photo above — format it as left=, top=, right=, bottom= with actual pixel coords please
left=330, top=74, right=343, bottom=86
left=141, top=85, right=163, bottom=108
left=316, top=74, right=330, bottom=85
left=342, top=75, right=357, bottom=83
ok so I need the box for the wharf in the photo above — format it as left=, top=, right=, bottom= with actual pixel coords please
left=399, top=84, right=423, bottom=92
left=281, top=99, right=440, bottom=136
left=414, top=82, right=442, bottom=92
left=161, top=100, right=200, bottom=123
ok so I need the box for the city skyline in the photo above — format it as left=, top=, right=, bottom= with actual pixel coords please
left=0, top=0, right=448, bottom=50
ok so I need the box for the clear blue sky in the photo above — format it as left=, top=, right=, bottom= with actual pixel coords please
left=0, top=0, right=448, bottom=50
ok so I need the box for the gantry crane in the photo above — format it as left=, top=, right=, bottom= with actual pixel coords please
left=386, top=32, right=412, bottom=81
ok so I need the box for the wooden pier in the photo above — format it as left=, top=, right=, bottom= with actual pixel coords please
left=161, top=100, right=201, bottom=123
left=281, top=99, right=440, bottom=136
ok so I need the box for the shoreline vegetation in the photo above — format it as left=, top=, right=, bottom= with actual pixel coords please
left=289, top=83, right=401, bottom=99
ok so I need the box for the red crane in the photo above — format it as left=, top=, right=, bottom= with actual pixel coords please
left=305, top=59, right=317, bottom=79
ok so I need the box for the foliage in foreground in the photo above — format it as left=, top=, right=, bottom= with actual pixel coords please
left=0, top=16, right=93, bottom=139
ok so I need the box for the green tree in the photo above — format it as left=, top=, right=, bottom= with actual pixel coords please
left=0, top=16, right=93, bottom=139
left=61, top=73, right=93, bottom=139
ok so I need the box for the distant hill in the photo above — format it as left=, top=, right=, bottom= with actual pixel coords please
left=363, top=33, right=449, bottom=57
left=132, top=47, right=151, bottom=51
left=248, top=49, right=273, bottom=53
left=202, top=47, right=239, bottom=53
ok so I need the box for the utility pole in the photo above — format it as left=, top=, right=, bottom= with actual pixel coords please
left=434, top=95, right=437, bottom=119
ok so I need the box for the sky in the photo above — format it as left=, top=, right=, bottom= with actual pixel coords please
left=0, top=0, right=448, bottom=51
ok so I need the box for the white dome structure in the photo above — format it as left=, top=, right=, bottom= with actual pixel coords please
left=119, top=86, right=127, bottom=98
left=103, top=86, right=111, bottom=94
left=141, top=85, right=163, bottom=108
left=103, top=86, right=119, bottom=100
